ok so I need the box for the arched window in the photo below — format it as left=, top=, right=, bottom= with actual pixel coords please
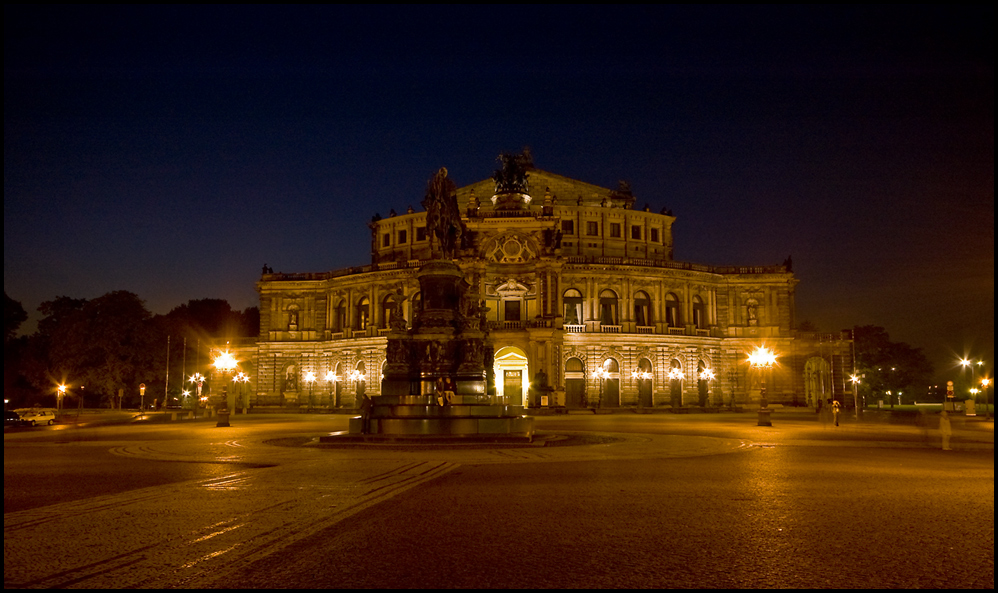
left=665, top=293, right=681, bottom=327
left=382, top=294, right=397, bottom=329
left=410, top=291, right=422, bottom=328
left=563, top=289, right=583, bottom=326
left=333, top=300, right=346, bottom=332
left=356, top=297, right=370, bottom=330
left=599, top=289, right=618, bottom=326
left=634, top=291, right=652, bottom=327
left=692, top=295, right=705, bottom=329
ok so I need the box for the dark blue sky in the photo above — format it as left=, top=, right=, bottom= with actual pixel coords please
left=5, top=6, right=993, bottom=377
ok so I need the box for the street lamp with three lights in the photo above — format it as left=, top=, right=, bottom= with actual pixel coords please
left=748, top=346, right=777, bottom=426
left=212, top=350, right=239, bottom=427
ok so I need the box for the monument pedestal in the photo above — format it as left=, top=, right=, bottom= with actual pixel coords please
left=322, top=258, right=533, bottom=443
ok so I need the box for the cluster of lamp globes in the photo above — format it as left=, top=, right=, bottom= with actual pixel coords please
left=584, top=346, right=782, bottom=384
left=302, top=370, right=366, bottom=385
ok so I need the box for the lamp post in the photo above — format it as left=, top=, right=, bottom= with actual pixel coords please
left=189, top=372, right=205, bottom=417
left=57, top=384, right=67, bottom=414
left=234, top=372, right=250, bottom=414
left=850, top=374, right=861, bottom=420
left=592, top=366, right=611, bottom=409
left=748, top=346, right=777, bottom=426
left=212, top=350, right=238, bottom=427
left=349, top=370, right=366, bottom=408
left=325, top=371, right=338, bottom=409
left=632, top=369, right=653, bottom=408
left=981, top=378, right=991, bottom=420
left=699, top=368, right=716, bottom=407
left=305, top=371, right=317, bottom=412
left=667, top=367, right=684, bottom=408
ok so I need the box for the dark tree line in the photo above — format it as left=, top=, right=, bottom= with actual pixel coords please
left=4, top=291, right=258, bottom=409
left=852, top=325, right=933, bottom=407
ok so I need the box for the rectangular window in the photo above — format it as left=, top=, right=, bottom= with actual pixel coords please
left=382, top=233, right=391, bottom=247
left=586, top=221, right=599, bottom=236
left=561, top=220, right=575, bottom=235
left=416, top=227, right=427, bottom=241
left=610, top=223, right=621, bottom=238
left=631, top=225, right=642, bottom=240
left=398, top=230, right=407, bottom=244
left=650, top=228, right=659, bottom=242
left=504, top=300, right=521, bottom=321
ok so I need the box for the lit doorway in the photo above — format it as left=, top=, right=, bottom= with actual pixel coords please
left=494, top=346, right=529, bottom=406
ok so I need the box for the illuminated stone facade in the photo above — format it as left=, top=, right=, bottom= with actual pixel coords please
left=248, top=157, right=853, bottom=410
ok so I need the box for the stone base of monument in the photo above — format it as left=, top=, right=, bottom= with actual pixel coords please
left=318, top=395, right=534, bottom=443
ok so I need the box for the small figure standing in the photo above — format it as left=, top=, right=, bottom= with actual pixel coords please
left=832, top=400, right=841, bottom=427
left=939, top=409, right=952, bottom=450
left=359, top=393, right=372, bottom=434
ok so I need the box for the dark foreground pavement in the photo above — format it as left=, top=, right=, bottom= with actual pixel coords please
left=4, top=412, right=993, bottom=589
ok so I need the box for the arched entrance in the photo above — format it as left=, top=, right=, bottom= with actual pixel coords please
left=804, top=357, right=831, bottom=410
left=354, top=360, right=366, bottom=407
left=565, top=357, right=586, bottom=408
left=669, top=359, right=684, bottom=407
left=637, top=358, right=653, bottom=407
left=602, top=358, right=620, bottom=408
left=333, top=362, right=343, bottom=407
left=494, top=346, right=529, bottom=406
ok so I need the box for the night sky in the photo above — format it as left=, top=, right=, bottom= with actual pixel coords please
left=5, top=6, right=993, bottom=378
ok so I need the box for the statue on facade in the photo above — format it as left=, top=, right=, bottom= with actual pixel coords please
left=421, top=167, right=463, bottom=259
left=389, top=289, right=407, bottom=331
left=492, top=152, right=531, bottom=196
left=283, top=364, right=298, bottom=392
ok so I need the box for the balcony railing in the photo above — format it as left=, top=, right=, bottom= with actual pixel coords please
left=564, top=324, right=586, bottom=333
left=262, top=255, right=790, bottom=282
left=600, top=325, right=621, bottom=333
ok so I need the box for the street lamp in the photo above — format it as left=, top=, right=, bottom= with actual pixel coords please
left=325, top=371, right=338, bottom=408
left=667, top=366, right=684, bottom=408
left=57, top=384, right=67, bottom=413
left=748, top=346, right=777, bottom=426
left=592, top=366, right=611, bottom=408
left=212, top=350, right=239, bottom=427
left=699, top=368, right=716, bottom=406
left=305, top=371, right=317, bottom=412
left=188, top=372, right=205, bottom=416
left=850, top=374, right=861, bottom=420
left=234, top=372, right=251, bottom=413
left=981, top=378, right=992, bottom=420
left=348, top=369, right=366, bottom=408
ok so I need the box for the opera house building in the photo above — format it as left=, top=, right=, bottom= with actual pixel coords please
left=240, top=153, right=853, bottom=412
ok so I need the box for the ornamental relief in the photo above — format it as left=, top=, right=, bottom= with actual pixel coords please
left=483, top=232, right=538, bottom=264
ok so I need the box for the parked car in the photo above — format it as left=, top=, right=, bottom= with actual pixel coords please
left=19, top=409, right=58, bottom=426
left=5, top=410, right=32, bottom=427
